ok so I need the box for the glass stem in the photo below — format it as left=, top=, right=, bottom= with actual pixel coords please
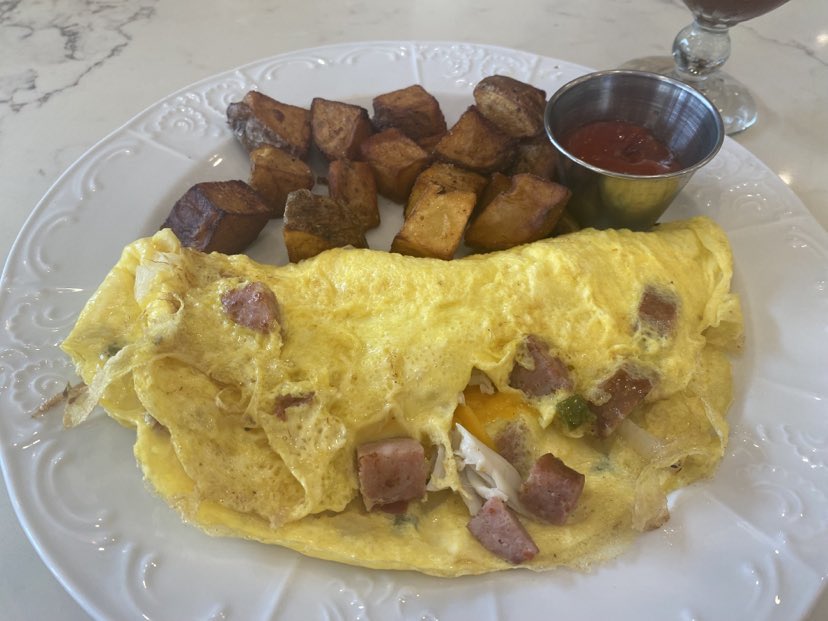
left=672, top=19, right=731, bottom=82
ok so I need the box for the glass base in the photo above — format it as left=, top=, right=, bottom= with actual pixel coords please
left=619, top=55, right=757, bottom=135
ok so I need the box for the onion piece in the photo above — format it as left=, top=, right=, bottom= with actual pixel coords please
left=426, top=443, right=447, bottom=492
left=617, top=418, right=664, bottom=461
left=452, top=423, right=529, bottom=517
left=467, top=368, right=495, bottom=395
left=133, top=251, right=183, bottom=304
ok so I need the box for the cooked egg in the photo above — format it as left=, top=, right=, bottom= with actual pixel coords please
left=61, top=216, right=742, bottom=575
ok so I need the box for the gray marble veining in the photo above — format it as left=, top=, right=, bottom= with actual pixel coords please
left=1, top=0, right=157, bottom=112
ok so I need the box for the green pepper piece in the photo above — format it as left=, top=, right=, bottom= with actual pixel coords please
left=557, top=394, right=590, bottom=429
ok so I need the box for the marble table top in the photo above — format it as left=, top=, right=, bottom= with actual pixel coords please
left=1, top=0, right=826, bottom=619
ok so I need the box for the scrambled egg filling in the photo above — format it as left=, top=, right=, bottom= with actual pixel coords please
left=61, top=216, right=742, bottom=576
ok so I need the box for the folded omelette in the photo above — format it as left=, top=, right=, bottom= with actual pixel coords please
left=61, top=216, right=742, bottom=576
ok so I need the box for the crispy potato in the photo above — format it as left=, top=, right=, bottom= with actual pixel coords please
left=328, top=159, right=379, bottom=230
left=311, top=98, right=374, bottom=161
left=372, top=84, right=447, bottom=150
left=227, top=91, right=311, bottom=159
left=359, top=128, right=430, bottom=203
left=477, top=172, right=513, bottom=211
left=473, top=75, right=547, bottom=139
left=162, top=181, right=270, bottom=254
left=391, top=182, right=476, bottom=260
left=283, top=189, right=368, bottom=262
left=248, top=146, right=314, bottom=217
left=465, top=173, right=571, bottom=251
left=433, top=106, right=515, bottom=174
left=509, top=135, right=559, bottom=180
left=405, top=162, right=488, bottom=218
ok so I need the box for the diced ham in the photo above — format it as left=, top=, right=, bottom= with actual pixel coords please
left=590, top=366, right=653, bottom=437
left=378, top=500, right=409, bottom=515
left=637, top=286, right=678, bottom=337
left=273, top=393, right=314, bottom=420
left=221, top=282, right=281, bottom=334
left=357, top=438, right=427, bottom=511
left=467, top=497, right=539, bottom=564
left=494, top=421, right=532, bottom=474
left=508, top=334, right=573, bottom=397
left=518, top=453, right=585, bottom=525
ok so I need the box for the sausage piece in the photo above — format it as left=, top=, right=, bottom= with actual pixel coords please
left=590, top=367, right=653, bottom=437
left=273, top=393, right=313, bottom=420
left=467, top=497, right=539, bottom=564
left=637, top=286, right=679, bottom=336
left=494, top=420, right=532, bottom=475
left=357, top=438, right=427, bottom=511
left=518, top=453, right=585, bottom=525
left=221, top=282, right=281, bottom=334
left=509, top=335, right=573, bottom=397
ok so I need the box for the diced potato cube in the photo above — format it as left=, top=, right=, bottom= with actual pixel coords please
left=509, top=135, right=559, bottom=180
left=311, top=97, right=374, bottom=161
left=391, top=182, right=476, bottom=260
left=162, top=181, right=270, bottom=254
left=283, top=189, right=368, bottom=262
left=433, top=106, right=515, bottom=174
left=477, top=172, right=513, bottom=211
left=473, top=75, right=547, bottom=138
left=405, top=162, right=488, bottom=218
left=328, top=159, right=379, bottom=231
left=359, top=128, right=429, bottom=203
left=248, top=146, right=314, bottom=217
left=464, top=174, right=571, bottom=251
left=227, top=91, right=311, bottom=159
left=372, top=84, right=447, bottom=149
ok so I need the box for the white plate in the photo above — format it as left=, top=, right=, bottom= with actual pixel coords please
left=1, top=41, right=826, bottom=621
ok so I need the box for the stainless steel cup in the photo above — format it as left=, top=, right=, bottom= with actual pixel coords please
left=544, top=70, right=724, bottom=230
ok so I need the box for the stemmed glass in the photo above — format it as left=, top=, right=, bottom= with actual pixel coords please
left=622, top=0, right=792, bottom=134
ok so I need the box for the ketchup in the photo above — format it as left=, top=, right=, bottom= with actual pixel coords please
left=561, top=120, right=682, bottom=176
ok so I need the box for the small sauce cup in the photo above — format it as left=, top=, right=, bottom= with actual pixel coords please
left=544, top=70, right=724, bottom=230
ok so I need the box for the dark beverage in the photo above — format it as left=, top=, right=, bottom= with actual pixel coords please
left=623, top=0, right=792, bottom=132
left=682, top=0, right=791, bottom=27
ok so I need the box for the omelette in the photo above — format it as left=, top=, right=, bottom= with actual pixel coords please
left=61, top=216, right=742, bottom=576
